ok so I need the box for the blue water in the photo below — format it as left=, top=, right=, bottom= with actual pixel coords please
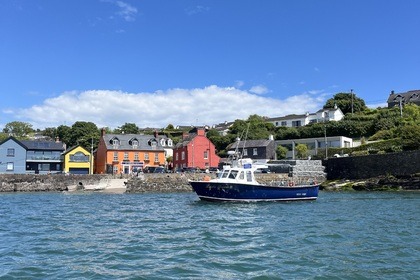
left=0, top=191, right=419, bottom=279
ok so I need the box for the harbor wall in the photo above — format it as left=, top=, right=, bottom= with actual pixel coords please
left=0, top=174, right=107, bottom=192
left=324, top=150, right=420, bottom=180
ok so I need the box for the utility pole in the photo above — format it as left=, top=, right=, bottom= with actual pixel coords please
left=90, top=138, right=94, bottom=174
left=351, top=89, right=354, bottom=114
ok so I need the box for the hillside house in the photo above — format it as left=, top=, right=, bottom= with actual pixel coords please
left=173, top=127, right=220, bottom=170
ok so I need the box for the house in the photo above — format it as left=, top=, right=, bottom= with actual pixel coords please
left=212, top=121, right=234, bottom=136
left=266, top=106, right=344, bottom=128
left=173, top=127, right=220, bottom=170
left=227, top=137, right=277, bottom=164
left=19, top=138, right=66, bottom=174
left=62, top=145, right=93, bottom=174
left=276, top=136, right=353, bottom=159
left=0, top=137, right=27, bottom=174
left=387, top=90, right=420, bottom=108
left=95, top=129, right=167, bottom=174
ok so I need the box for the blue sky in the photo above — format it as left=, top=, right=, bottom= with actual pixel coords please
left=1, top=0, right=419, bottom=130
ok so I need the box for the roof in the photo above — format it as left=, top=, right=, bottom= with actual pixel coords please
left=102, top=133, right=165, bottom=151
left=387, top=90, right=420, bottom=104
left=20, top=140, right=65, bottom=151
left=0, top=136, right=28, bottom=150
left=228, top=139, right=274, bottom=149
left=63, top=145, right=90, bottom=155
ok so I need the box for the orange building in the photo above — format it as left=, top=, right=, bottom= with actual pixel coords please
left=95, top=130, right=167, bottom=174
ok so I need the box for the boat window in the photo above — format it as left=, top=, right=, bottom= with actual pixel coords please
left=229, top=170, right=238, bottom=179
left=221, top=170, right=229, bottom=178
left=246, top=171, right=252, bottom=182
left=238, top=171, right=244, bottom=180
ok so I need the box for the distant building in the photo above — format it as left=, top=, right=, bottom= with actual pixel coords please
left=227, top=137, right=277, bottom=164
left=0, top=137, right=27, bottom=174
left=276, top=136, right=353, bottom=159
left=0, top=136, right=65, bottom=174
left=173, top=127, right=220, bottom=170
left=387, top=90, right=420, bottom=108
left=266, top=106, right=344, bottom=128
left=95, top=129, right=167, bottom=174
left=62, top=145, right=92, bottom=175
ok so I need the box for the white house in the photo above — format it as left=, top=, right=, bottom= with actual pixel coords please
left=267, top=105, right=344, bottom=128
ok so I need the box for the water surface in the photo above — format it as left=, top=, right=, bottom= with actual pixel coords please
left=0, top=191, right=419, bottom=279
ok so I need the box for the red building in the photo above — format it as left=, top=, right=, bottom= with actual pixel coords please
left=173, top=127, right=220, bottom=171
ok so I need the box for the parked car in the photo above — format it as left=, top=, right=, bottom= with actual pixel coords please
left=153, top=167, right=166, bottom=173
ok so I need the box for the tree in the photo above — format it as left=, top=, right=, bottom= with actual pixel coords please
left=276, top=145, right=288, bottom=159
left=56, top=125, right=72, bottom=145
left=68, top=121, right=100, bottom=150
left=229, top=115, right=275, bottom=140
left=2, top=121, right=34, bottom=139
left=325, top=92, right=367, bottom=115
left=114, top=123, right=140, bottom=134
left=295, top=144, right=308, bottom=159
left=400, top=124, right=420, bottom=150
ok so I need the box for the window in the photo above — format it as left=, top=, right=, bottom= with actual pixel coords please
left=6, top=162, right=13, bottom=171
left=246, top=171, right=252, bottom=182
left=292, top=120, right=302, bottom=127
left=134, top=152, right=139, bottom=161
left=281, top=121, right=287, bottom=126
left=204, top=150, right=208, bottom=159
left=70, top=152, right=89, bottom=162
left=113, top=152, right=118, bottom=161
left=124, top=152, right=129, bottom=161
left=167, top=139, right=173, bottom=147
left=7, top=148, right=15, bottom=157
left=253, top=148, right=258, bottom=155
left=175, top=153, right=178, bottom=161
left=132, top=140, right=138, bottom=148
left=154, top=153, right=159, bottom=162
left=144, top=153, right=149, bottom=160
left=181, top=151, right=185, bottom=160
left=243, top=149, right=248, bottom=156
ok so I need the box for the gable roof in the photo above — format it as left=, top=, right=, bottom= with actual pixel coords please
left=102, top=133, right=165, bottom=151
left=0, top=136, right=28, bottom=150
left=228, top=139, right=274, bottom=150
left=387, top=90, right=420, bottom=104
left=19, top=139, right=65, bottom=151
left=63, top=145, right=90, bottom=155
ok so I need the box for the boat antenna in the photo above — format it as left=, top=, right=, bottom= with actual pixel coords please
left=241, top=122, right=250, bottom=157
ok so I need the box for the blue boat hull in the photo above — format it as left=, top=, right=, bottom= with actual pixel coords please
left=189, top=181, right=319, bottom=202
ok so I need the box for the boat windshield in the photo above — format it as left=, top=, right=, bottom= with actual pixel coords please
left=229, top=170, right=238, bottom=179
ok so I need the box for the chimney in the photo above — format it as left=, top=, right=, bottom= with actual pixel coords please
left=55, top=136, right=60, bottom=143
left=391, top=90, right=395, bottom=95
left=154, top=130, right=158, bottom=138
left=197, top=128, right=205, bottom=136
left=182, top=132, right=189, bottom=140
left=101, top=128, right=106, bottom=136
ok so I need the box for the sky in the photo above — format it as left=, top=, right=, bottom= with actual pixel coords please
left=1, top=0, right=419, bottom=130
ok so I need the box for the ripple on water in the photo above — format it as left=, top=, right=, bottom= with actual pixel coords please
left=0, top=191, right=419, bottom=279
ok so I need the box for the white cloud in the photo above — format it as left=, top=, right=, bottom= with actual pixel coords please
left=185, top=5, right=210, bottom=15
left=104, top=0, right=137, bottom=22
left=8, top=85, right=326, bottom=130
left=249, top=85, right=269, bottom=95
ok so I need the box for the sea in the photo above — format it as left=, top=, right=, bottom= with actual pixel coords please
left=0, top=191, right=419, bottom=280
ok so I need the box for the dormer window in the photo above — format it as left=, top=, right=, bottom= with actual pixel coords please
left=148, top=139, right=158, bottom=149
left=129, top=138, right=139, bottom=148
left=410, top=93, right=419, bottom=100
left=160, top=138, right=166, bottom=147
left=167, top=139, right=173, bottom=147
left=110, top=137, right=120, bottom=148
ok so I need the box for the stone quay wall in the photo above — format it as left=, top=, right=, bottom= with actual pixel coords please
left=0, top=174, right=109, bottom=192
left=125, top=172, right=293, bottom=193
left=325, top=150, right=420, bottom=180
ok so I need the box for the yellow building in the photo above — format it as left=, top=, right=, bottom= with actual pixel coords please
left=63, top=145, right=93, bottom=174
